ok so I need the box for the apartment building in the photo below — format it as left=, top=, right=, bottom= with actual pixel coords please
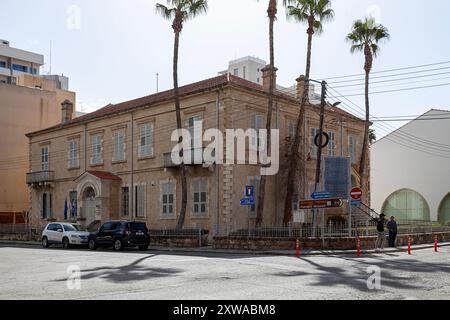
left=0, top=41, right=75, bottom=224
left=26, top=68, right=366, bottom=234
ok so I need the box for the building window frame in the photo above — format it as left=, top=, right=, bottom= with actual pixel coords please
left=192, top=178, right=208, bottom=218
left=349, top=135, right=357, bottom=164
left=90, top=134, right=103, bottom=165
left=134, top=184, right=146, bottom=218
left=121, top=186, right=130, bottom=217
left=112, top=130, right=126, bottom=163
left=138, top=123, right=154, bottom=159
left=250, top=113, right=265, bottom=151
left=160, top=180, right=176, bottom=219
left=68, top=139, right=79, bottom=169
left=328, top=131, right=336, bottom=157
left=41, top=146, right=49, bottom=171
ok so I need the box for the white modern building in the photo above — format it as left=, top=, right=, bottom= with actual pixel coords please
left=0, top=39, right=44, bottom=84
left=219, top=55, right=321, bottom=103
left=371, top=109, right=450, bottom=224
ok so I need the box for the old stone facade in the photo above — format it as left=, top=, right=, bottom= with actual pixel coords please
left=26, top=72, right=367, bottom=234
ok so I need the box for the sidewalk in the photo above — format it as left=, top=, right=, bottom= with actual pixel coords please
left=0, top=239, right=448, bottom=256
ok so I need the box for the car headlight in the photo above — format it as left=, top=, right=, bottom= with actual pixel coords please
left=71, top=235, right=79, bottom=238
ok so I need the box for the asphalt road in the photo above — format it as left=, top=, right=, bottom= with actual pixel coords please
left=0, top=244, right=448, bottom=300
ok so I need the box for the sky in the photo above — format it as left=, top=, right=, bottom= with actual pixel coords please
left=1, top=0, right=450, bottom=138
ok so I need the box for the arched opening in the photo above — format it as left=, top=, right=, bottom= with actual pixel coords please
left=381, top=189, right=430, bottom=222
left=438, top=193, right=450, bottom=226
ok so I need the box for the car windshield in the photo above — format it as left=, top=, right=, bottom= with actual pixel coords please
left=63, top=224, right=86, bottom=232
left=130, top=223, right=147, bottom=232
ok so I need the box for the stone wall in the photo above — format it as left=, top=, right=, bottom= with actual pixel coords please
left=213, top=232, right=450, bottom=251
left=150, top=235, right=208, bottom=248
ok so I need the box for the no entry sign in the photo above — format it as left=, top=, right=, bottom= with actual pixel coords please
left=350, top=187, right=363, bottom=201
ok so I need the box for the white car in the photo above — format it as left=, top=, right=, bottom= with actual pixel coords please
left=41, top=222, right=90, bottom=249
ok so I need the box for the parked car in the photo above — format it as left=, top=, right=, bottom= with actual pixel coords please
left=41, top=222, right=90, bottom=249
left=88, top=221, right=150, bottom=251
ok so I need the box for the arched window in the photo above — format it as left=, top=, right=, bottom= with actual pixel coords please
left=438, top=193, right=450, bottom=225
left=381, top=189, right=430, bottom=222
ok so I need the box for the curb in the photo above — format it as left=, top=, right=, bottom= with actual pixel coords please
left=1, top=240, right=448, bottom=256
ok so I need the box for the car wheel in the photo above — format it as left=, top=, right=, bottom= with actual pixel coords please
left=62, top=237, right=71, bottom=249
left=42, top=236, right=50, bottom=248
left=88, top=239, right=97, bottom=250
left=113, top=239, right=124, bottom=251
left=138, top=244, right=148, bottom=251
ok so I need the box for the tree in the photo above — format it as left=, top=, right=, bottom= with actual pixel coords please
left=282, top=0, right=334, bottom=225
left=369, top=128, right=376, bottom=144
left=256, top=0, right=278, bottom=227
left=346, top=17, right=389, bottom=189
left=156, top=0, right=208, bottom=230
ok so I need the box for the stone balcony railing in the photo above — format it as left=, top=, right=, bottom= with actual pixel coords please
left=26, top=170, right=55, bottom=186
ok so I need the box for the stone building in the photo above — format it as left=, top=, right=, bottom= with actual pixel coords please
left=26, top=70, right=367, bottom=234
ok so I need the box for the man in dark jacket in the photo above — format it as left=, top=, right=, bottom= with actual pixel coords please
left=375, top=214, right=386, bottom=252
left=387, top=216, right=398, bottom=248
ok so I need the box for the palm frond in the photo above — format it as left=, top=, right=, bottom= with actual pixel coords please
left=347, top=17, right=390, bottom=56
left=155, top=3, right=175, bottom=20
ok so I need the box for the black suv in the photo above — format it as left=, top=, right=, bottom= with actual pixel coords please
left=88, top=221, right=150, bottom=251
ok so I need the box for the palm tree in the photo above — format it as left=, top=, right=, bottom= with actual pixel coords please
left=369, top=128, right=376, bottom=144
left=282, top=0, right=334, bottom=225
left=346, top=17, right=389, bottom=190
left=156, top=0, right=208, bottom=230
left=256, top=0, right=278, bottom=227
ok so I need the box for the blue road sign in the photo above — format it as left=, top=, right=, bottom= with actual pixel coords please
left=240, top=198, right=255, bottom=206
left=351, top=200, right=362, bottom=206
left=245, top=185, right=254, bottom=197
left=311, top=191, right=332, bottom=199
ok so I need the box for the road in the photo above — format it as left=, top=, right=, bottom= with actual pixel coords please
left=0, top=244, right=448, bottom=300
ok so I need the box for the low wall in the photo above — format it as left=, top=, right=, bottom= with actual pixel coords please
left=213, top=232, right=450, bottom=251
left=150, top=235, right=208, bottom=248
left=0, top=233, right=30, bottom=241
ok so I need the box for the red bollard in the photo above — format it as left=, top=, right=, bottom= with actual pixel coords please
left=434, top=235, right=438, bottom=252
left=407, top=237, right=412, bottom=255
left=296, top=239, right=300, bottom=258
left=357, top=238, right=361, bottom=257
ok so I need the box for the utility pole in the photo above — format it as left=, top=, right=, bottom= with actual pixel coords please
left=156, top=73, right=159, bottom=93
left=312, top=81, right=327, bottom=236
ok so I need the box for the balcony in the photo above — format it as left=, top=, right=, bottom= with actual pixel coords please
left=163, top=147, right=213, bottom=168
left=26, top=171, right=55, bottom=186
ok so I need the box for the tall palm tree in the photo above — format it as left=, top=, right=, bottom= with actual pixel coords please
left=156, top=0, right=208, bottom=230
left=282, top=0, right=334, bottom=225
left=256, top=0, right=278, bottom=227
left=346, top=17, right=389, bottom=190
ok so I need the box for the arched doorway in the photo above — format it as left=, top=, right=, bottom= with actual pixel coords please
left=381, top=189, right=430, bottom=222
left=438, top=193, right=450, bottom=225
left=83, top=186, right=96, bottom=224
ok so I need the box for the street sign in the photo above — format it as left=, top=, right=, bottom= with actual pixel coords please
left=311, top=191, right=332, bottom=199
left=299, top=198, right=343, bottom=210
left=351, top=200, right=362, bottom=206
left=350, top=187, right=363, bottom=201
left=245, top=185, right=254, bottom=197
left=240, top=198, right=255, bottom=206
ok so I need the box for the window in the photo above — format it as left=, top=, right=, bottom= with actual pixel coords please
left=12, top=64, right=28, bottom=73
left=31, top=68, right=37, bottom=75
left=0, top=61, right=6, bottom=68
left=42, top=192, right=52, bottom=219
left=139, top=123, right=153, bottom=158
left=121, top=187, right=129, bottom=216
left=288, top=122, right=297, bottom=141
left=91, top=135, right=103, bottom=165
left=188, top=116, right=202, bottom=163
left=135, top=185, right=146, bottom=218
left=69, top=191, right=77, bottom=218
left=250, top=114, right=264, bottom=150
left=161, top=182, right=175, bottom=217
left=310, top=128, right=319, bottom=158
left=328, top=131, right=336, bottom=156
left=243, top=66, right=246, bottom=79
left=68, top=140, right=79, bottom=168
left=382, top=189, right=430, bottom=222
left=233, top=68, right=239, bottom=76
left=113, top=131, right=125, bottom=162
left=41, top=146, right=49, bottom=171
left=349, top=136, right=357, bottom=164
left=192, top=179, right=207, bottom=217
left=248, top=176, right=261, bottom=216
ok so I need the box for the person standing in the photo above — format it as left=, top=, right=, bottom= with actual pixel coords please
left=387, top=216, right=398, bottom=248
left=375, top=214, right=386, bottom=252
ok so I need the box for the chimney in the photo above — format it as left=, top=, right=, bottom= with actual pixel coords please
left=261, top=65, right=278, bottom=91
left=61, top=100, right=74, bottom=124
left=296, top=75, right=309, bottom=102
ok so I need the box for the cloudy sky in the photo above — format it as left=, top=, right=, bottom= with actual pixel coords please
left=2, top=0, right=450, bottom=138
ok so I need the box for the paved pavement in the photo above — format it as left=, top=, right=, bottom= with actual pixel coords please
left=0, top=243, right=449, bottom=300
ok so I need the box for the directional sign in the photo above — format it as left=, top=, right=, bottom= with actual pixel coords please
left=311, top=191, right=332, bottom=200
left=350, top=187, right=363, bottom=201
left=351, top=200, right=362, bottom=206
left=245, top=185, right=254, bottom=197
left=240, top=198, right=255, bottom=206
left=299, top=198, right=343, bottom=210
